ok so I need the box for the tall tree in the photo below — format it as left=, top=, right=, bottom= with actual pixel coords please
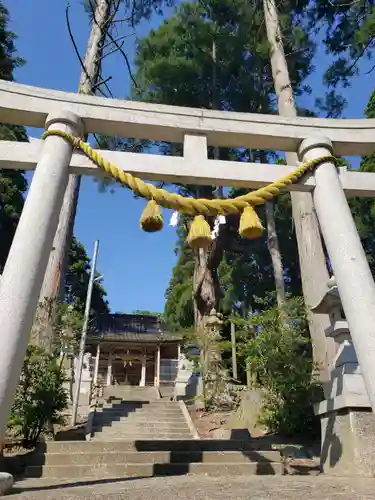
left=262, top=0, right=333, bottom=382
left=0, top=2, right=28, bottom=274
left=39, top=0, right=113, bottom=311
left=39, top=0, right=173, bottom=341
left=134, top=0, right=314, bottom=330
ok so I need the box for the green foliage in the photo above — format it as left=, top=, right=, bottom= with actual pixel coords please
left=0, top=1, right=25, bottom=79
left=8, top=345, right=68, bottom=447
left=132, top=309, right=159, bottom=315
left=134, top=0, right=314, bottom=110
left=182, top=321, right=240, bottom=411
left=52, top=301, right=84, bottom=358
left=164, top=218, right=195, bottom=330
left=65, top=237, right=109, bottom=317
left=310, top=1, right=375, bottom=87
left=32, top=238, right=107, bottom=350
left=245, top=297, right=322, bottom=437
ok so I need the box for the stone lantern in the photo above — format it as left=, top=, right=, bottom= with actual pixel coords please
left=312, top=275, right=375, bottom=476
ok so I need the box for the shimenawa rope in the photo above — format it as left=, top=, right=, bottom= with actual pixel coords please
left=42, top=129, right=337, bottom=248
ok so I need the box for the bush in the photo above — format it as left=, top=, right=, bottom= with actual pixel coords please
left=8, top=345, right=68, bottom=447
left=245, top=297, right=322, bottom=438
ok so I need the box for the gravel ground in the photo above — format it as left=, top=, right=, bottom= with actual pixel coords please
left=8, top=475, right=375, bottom=500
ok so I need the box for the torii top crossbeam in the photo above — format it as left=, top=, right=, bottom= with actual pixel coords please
left=1, top=79, right=375, bottom=154
left=1, top=80, right=375, bottom=197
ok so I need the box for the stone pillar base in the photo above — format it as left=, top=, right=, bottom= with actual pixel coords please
left=320, top=407, right=375, bottom=476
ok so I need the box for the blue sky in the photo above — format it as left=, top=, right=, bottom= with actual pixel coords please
left=7, top=0, right=375, bottom=313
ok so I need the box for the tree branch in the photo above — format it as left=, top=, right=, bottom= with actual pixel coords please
left=99, top=42, right=125, bottom=61
left=105, top=30, right=139, bottom=88
left=103, top=0, right=122, bottom=30
left=66, top=4, right=92, bottom=92
left=92, top=75, right=113, bottom=90
left=101, top=33, right=135, bottom=51
left=87, top=0, right=139, bottom=89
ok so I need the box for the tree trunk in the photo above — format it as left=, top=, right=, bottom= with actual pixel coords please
left=35, top=0, right=111, bottom=350
left=258, top=150, right=286, bottom=307
left=265, top=200, right=286, bottom=307
left=263, top=0, right=333, bottom=383
left=193, top=36, right=222, bottom=333
left=193, top=247, right=220, bottom=331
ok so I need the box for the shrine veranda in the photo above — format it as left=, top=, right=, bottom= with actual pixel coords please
left=1, top=80, right=375, bottom=473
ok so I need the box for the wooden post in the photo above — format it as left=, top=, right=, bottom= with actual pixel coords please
left=139, top=355, right=146, bottom=387
left=246, top=361, right=252, bottom=388
left=300, top=136, right=375, bottom=412
left=155, top=346, right=161, bottom=387
left=93, top=343, right=101, bottom=386
left=230, top=322, right=238, bottom=380
left=0, top=111, right=82, bottom=441
left=106, top=350, right=113, bottom=386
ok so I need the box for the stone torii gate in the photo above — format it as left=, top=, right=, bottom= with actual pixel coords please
left=1, top=80, right=375, bottom=466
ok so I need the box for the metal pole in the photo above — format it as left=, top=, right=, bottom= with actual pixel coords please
left=230, top=321, right=238, bottom=380
left=71, top=240, right=99, bottom=426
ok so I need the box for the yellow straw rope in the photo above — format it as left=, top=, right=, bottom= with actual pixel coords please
left=42, top=130, right=338, bottom=216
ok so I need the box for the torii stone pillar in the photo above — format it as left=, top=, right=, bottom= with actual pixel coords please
left=299, top=136, right=375, bottom=413
left=0, top=111, right=83, bottom=443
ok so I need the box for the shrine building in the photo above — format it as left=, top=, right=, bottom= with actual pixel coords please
left=86, top=313, right=182, bottom=388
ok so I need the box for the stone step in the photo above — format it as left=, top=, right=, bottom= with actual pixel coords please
left=25, top=461, right=283, bottom=479
left=104, top=388, right=157, bottom=392
left=91, top=434, right=193, bottom=440
left=28, top=450, right=281, bottom=467
left=91, top=432, right=192, bottom=439
left=96, top=413, right=183, bottom=420
left=99, top=401, right=179, bottom=407
left=103, top=387, right=158, bottom=394
left=93, top=419, right=188, bottom=427
left=102, top=396, right=160, bottom=406
left=37, top=440, right=277, bottom=454
left=92, top=426, right=190, bottom=435
left=91, top=422, right=190, bottom=431
left=93, top=414, right=187, bottom=422
left=96, top=408, right=183, bottom=415
left=99, top=407, right=182, bottom=414
left=98, top=402, right=181, bottom=407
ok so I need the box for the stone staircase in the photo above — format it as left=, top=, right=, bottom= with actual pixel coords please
left=21, top=440, right=283, bottom=479
left=90, top=386, right=193, bottom=440
left=13, top=387, right=284, bottom=481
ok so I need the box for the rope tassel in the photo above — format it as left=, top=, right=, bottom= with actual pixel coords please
left=140, top=200, right=163, bottom=232
left=239, top=205, right=264, bottom=239
left=187, top=215, right=212, bottom=249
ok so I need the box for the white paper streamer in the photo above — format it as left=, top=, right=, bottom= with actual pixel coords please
left=169, top=211, right=179, bottom=227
